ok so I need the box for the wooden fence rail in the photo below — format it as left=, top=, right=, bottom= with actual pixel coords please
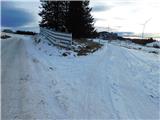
left=40, top=27, right=72, bottom=48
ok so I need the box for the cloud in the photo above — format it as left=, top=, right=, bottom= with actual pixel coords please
left=116, top=1, right=135, bottom=5
left=1, top=1, right=33, bottom=27
left=92, top=5, right=112, bottom=12
left=113, top=17, right=125, bottom=20
left=94, top=18, right=106, bottom=21
left=95, top=26, right=118, bottom=32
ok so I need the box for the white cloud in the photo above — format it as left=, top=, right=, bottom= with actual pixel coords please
left=12, top=1, right=41, bottom=27
left=2, top=0, right=159, bottom=33
left=91, top=0, right=160, bottom=33
left=2, top=0, right=41, bottom=32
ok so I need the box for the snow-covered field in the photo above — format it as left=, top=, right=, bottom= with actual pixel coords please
left=1, top=34, right=160, bottom=119
left=93, top=38, right=160, bottom=54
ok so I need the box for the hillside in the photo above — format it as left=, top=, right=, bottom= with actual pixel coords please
left=1, top=33, right=159, bottom=119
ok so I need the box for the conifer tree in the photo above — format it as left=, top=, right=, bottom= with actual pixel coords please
left=39, top=1, right=96, bottom=38
left=66, top=1, right=96, bottom=38
left=39, top=1, right=68, bottom=32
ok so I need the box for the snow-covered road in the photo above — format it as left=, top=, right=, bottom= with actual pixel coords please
left=1, top=35, right=160, bottom=119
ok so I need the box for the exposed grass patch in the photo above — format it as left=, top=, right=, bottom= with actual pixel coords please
left=118, top=37, right=156, bottom=45
left=1, top=35, right=11, bottom=39
left=130, top=38, right=155, bottom=45
left=73, top=38, right=102, bottom=56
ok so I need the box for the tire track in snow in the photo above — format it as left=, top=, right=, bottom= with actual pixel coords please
left=82, top=45, right=120, bottom=119
left=1, top=38, right=31, bottom=119
left=107, top=44, right=159, bottom=119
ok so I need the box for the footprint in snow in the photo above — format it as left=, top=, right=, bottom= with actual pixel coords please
left=49, top=66, right=56, bottom=71
left=19, top=74, right=30, bottom=82
left=32, top=58, right=39, bottom=63
left=54, top=90, right=61, bottom=94
left=49, top=67, right=53, bottom=70
left=55, top=94, right=68, bottom=111
left=111, top=83, right=121, bottom=96
left=149, top=95, right=159, bottom=105
left=38, top=100, right=46, bottom=105
left=52, top=79, right=57, bottom=86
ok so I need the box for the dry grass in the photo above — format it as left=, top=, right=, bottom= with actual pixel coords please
left=73, top=38, right=102, bottom=56
left=130, top=38, right=155, bottom=45
left=1, top=34, right=11, bottom=39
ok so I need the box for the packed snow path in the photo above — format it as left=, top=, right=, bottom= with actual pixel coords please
left=1, top=35, right=160, bottom=119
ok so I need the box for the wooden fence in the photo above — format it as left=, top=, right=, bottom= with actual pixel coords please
left=40, top=27, right=72, bottom=48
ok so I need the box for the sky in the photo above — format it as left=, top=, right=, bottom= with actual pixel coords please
left=1, top=0, right=41, bottom=32
left=1, top=0, right=160, bottom=33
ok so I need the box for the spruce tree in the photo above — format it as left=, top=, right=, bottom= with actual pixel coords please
left=39, top=1, right=96, bottom=38
left=66, top=1, right=96, bottom=38
left=83, top=1, right=97, bottom=38
left=39, top=1, right=68, bottom=32
left=39, top=1, right=53, bottom=28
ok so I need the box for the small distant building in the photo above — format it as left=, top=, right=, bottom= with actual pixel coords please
left=99, top=31, right=118, bottom=40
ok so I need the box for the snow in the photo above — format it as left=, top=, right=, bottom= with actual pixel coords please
left=1, top=33, right=160, bottom=119
left=93, top=39, right=160, bottom=54
left=146, top=41, right=160, bottom=48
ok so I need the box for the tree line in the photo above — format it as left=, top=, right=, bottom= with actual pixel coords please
left=39, top=1, right=97, bottom=38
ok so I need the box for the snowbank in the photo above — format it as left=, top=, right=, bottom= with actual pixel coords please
left=146, top=41, right=160, bottom=48
left=93, top=39, right=160, bottom=54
